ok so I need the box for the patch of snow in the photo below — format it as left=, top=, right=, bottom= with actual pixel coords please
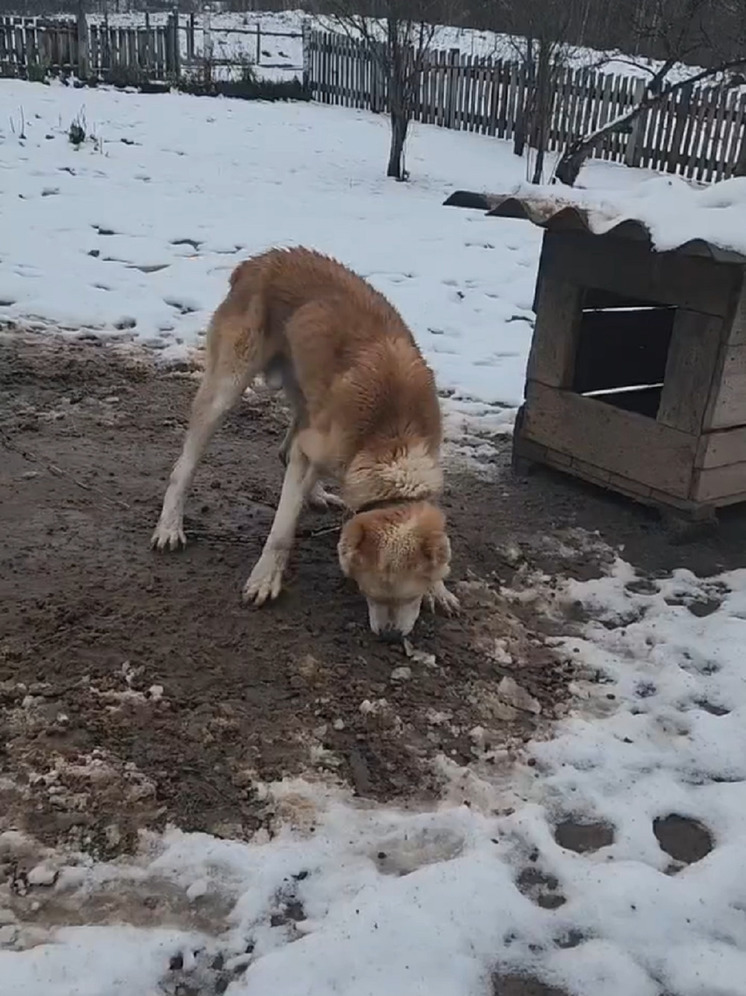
left=509, top=173, right=746, bottom=258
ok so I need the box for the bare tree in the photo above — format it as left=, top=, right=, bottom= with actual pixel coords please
left=318, top=0, right=446, bottom=179
left=554, top=0, right=746, bottom=185
left=476, top=0, right=599, bottom=184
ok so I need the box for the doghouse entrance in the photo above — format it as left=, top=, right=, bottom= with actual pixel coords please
left=572, top=288, right=676, bottom=419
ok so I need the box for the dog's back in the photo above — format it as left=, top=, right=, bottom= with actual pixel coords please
left=219, top=248, right=442, bottom=471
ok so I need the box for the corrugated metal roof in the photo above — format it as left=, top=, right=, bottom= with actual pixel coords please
left=443, top=191, right=746, bottom=264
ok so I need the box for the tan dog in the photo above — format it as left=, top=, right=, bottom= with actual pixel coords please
left=151, top=247, right=458, bottom=639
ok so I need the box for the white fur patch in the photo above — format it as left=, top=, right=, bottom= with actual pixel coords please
left=345, top=443, right=442, bottom=509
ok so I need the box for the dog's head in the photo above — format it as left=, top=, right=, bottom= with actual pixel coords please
left=337, top=501, right=451, bottom=640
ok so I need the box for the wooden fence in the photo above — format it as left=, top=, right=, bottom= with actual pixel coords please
left=306, top=29, right=746, bottom=183
left=0, top=14, right=180, bottom=78
left=0, top=14, right=302, bottom=81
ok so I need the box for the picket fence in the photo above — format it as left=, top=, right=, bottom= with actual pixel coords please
left=0, top=13, right=181, bottom=78
left=306, top=29, right=746, bottom=183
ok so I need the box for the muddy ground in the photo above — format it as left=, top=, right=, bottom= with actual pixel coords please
left=2, top=327, right=746, bottom=863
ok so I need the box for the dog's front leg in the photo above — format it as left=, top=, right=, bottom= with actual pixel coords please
left=243, top=441, right=316, bottom=606
left=424, top=580, right=460, bottom=616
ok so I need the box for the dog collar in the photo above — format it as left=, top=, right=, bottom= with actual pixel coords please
left=353, top=495, right=428, bottom=515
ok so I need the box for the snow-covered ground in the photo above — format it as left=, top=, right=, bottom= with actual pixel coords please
left=3, top=561, right=746, bottom=996
left=3, top=78, right=746, bottom=995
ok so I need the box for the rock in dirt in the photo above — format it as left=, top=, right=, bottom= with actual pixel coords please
left=27, top=862, right=59, bottom=887
left=497, top=676, right=541, bottom=716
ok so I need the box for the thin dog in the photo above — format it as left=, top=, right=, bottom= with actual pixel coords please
left=151, top=247, right=458, bottom=639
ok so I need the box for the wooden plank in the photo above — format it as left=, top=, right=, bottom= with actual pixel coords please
left=697, top=426, right=746, bottom=469
left=667, top=85, right=692, bottom=176
left=693, top=461, right=746, bottom=502
left=706, top=343, right=746, bottom=429
left=657, top=310, right=723, bottom=434
left=526, top=272, right=583, bottom=388
left=726, top=282, right=746, bottom=346
left=697, top=85, right=721, bottom=183
left=624, top=78, right=646, bottom=167
left=708, top=86, right=729, bottom=182
left=718, top=91, right=740, bottom=179
left=517, top=440, right=685, bottom=509
left=475, top=59, right=487, bottom=133
left=521, top=380, right=697, bottom=497
left=597, top=73, right=613, bottom=160
left=542, top=230, right=741, bottom=318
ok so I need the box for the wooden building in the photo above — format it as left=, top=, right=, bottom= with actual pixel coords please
left=445, top=191, right=746, bottom=518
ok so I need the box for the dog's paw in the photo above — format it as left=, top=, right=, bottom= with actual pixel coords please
left=151, top=518, right=186, bottom=551
left=424, top=581, right=460, bottom=617
left=243, top=551, right=287, bottom=606
left=307, top=482, right=346, bottom=512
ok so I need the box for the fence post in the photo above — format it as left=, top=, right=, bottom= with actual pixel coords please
left=255, top=23, right=261, bottom=66
left=735, top=94, right=746, bottom=176
left=171, top=5, right=180, bottom=79
left=301, top=21, right=310, bottom=93
left=76, top=0, right=88, bottom=78
left=624, top=77, right=646, bottom=167
left=445, top=48, right=459, bottom=128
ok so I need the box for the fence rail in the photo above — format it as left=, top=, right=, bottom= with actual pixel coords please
left=306, top=29, right=746, bottom=183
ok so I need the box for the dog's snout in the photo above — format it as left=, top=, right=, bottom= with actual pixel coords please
left=378, top=626, right=403, bottom=644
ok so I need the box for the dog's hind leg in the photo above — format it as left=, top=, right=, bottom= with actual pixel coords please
left=152, top=309, right=263, bottom=551
left=277, top=389, right=345, bottom=513
left=243, top=438, right=317, bottom=605
left=151, top=369, right=246, bottom=551
left=278, top=410, right=300, bottom=468
left=279, top=416, right=344, bottom=512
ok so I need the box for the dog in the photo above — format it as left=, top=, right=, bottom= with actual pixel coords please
left=151, top=247, right=458, bottom=639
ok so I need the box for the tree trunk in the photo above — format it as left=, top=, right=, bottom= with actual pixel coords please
left=530, top=38, right=552, bottom=184
left=387, top=109, right=409, bottom=179
left=76, top=0, right=88, bottom=79
left=513, top=37, right=534, bottom=158
left=385, top=14, right=410, bottom=180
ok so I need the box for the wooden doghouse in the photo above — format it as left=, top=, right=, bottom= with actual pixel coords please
left=445, top=191, right=746, bottom=518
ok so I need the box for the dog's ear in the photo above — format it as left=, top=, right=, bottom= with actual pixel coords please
left=337, top=517, right=367, bottom=576
left=422, top=530, right=451, bottom=573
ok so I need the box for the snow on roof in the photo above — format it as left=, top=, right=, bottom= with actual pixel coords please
left=445, top=175, right=746, bottom=264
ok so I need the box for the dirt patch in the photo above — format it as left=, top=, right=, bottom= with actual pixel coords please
left=553, top=819, right=615, bottom=854
left=492, top=974, right=571, bottom=996
left=515, top=866, right=566, bottom=910
left=0, top=329, right=570, bottom=855
left=2, top=327, right=746, bottom=860
left=653, top=813, right=714, bottom=866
